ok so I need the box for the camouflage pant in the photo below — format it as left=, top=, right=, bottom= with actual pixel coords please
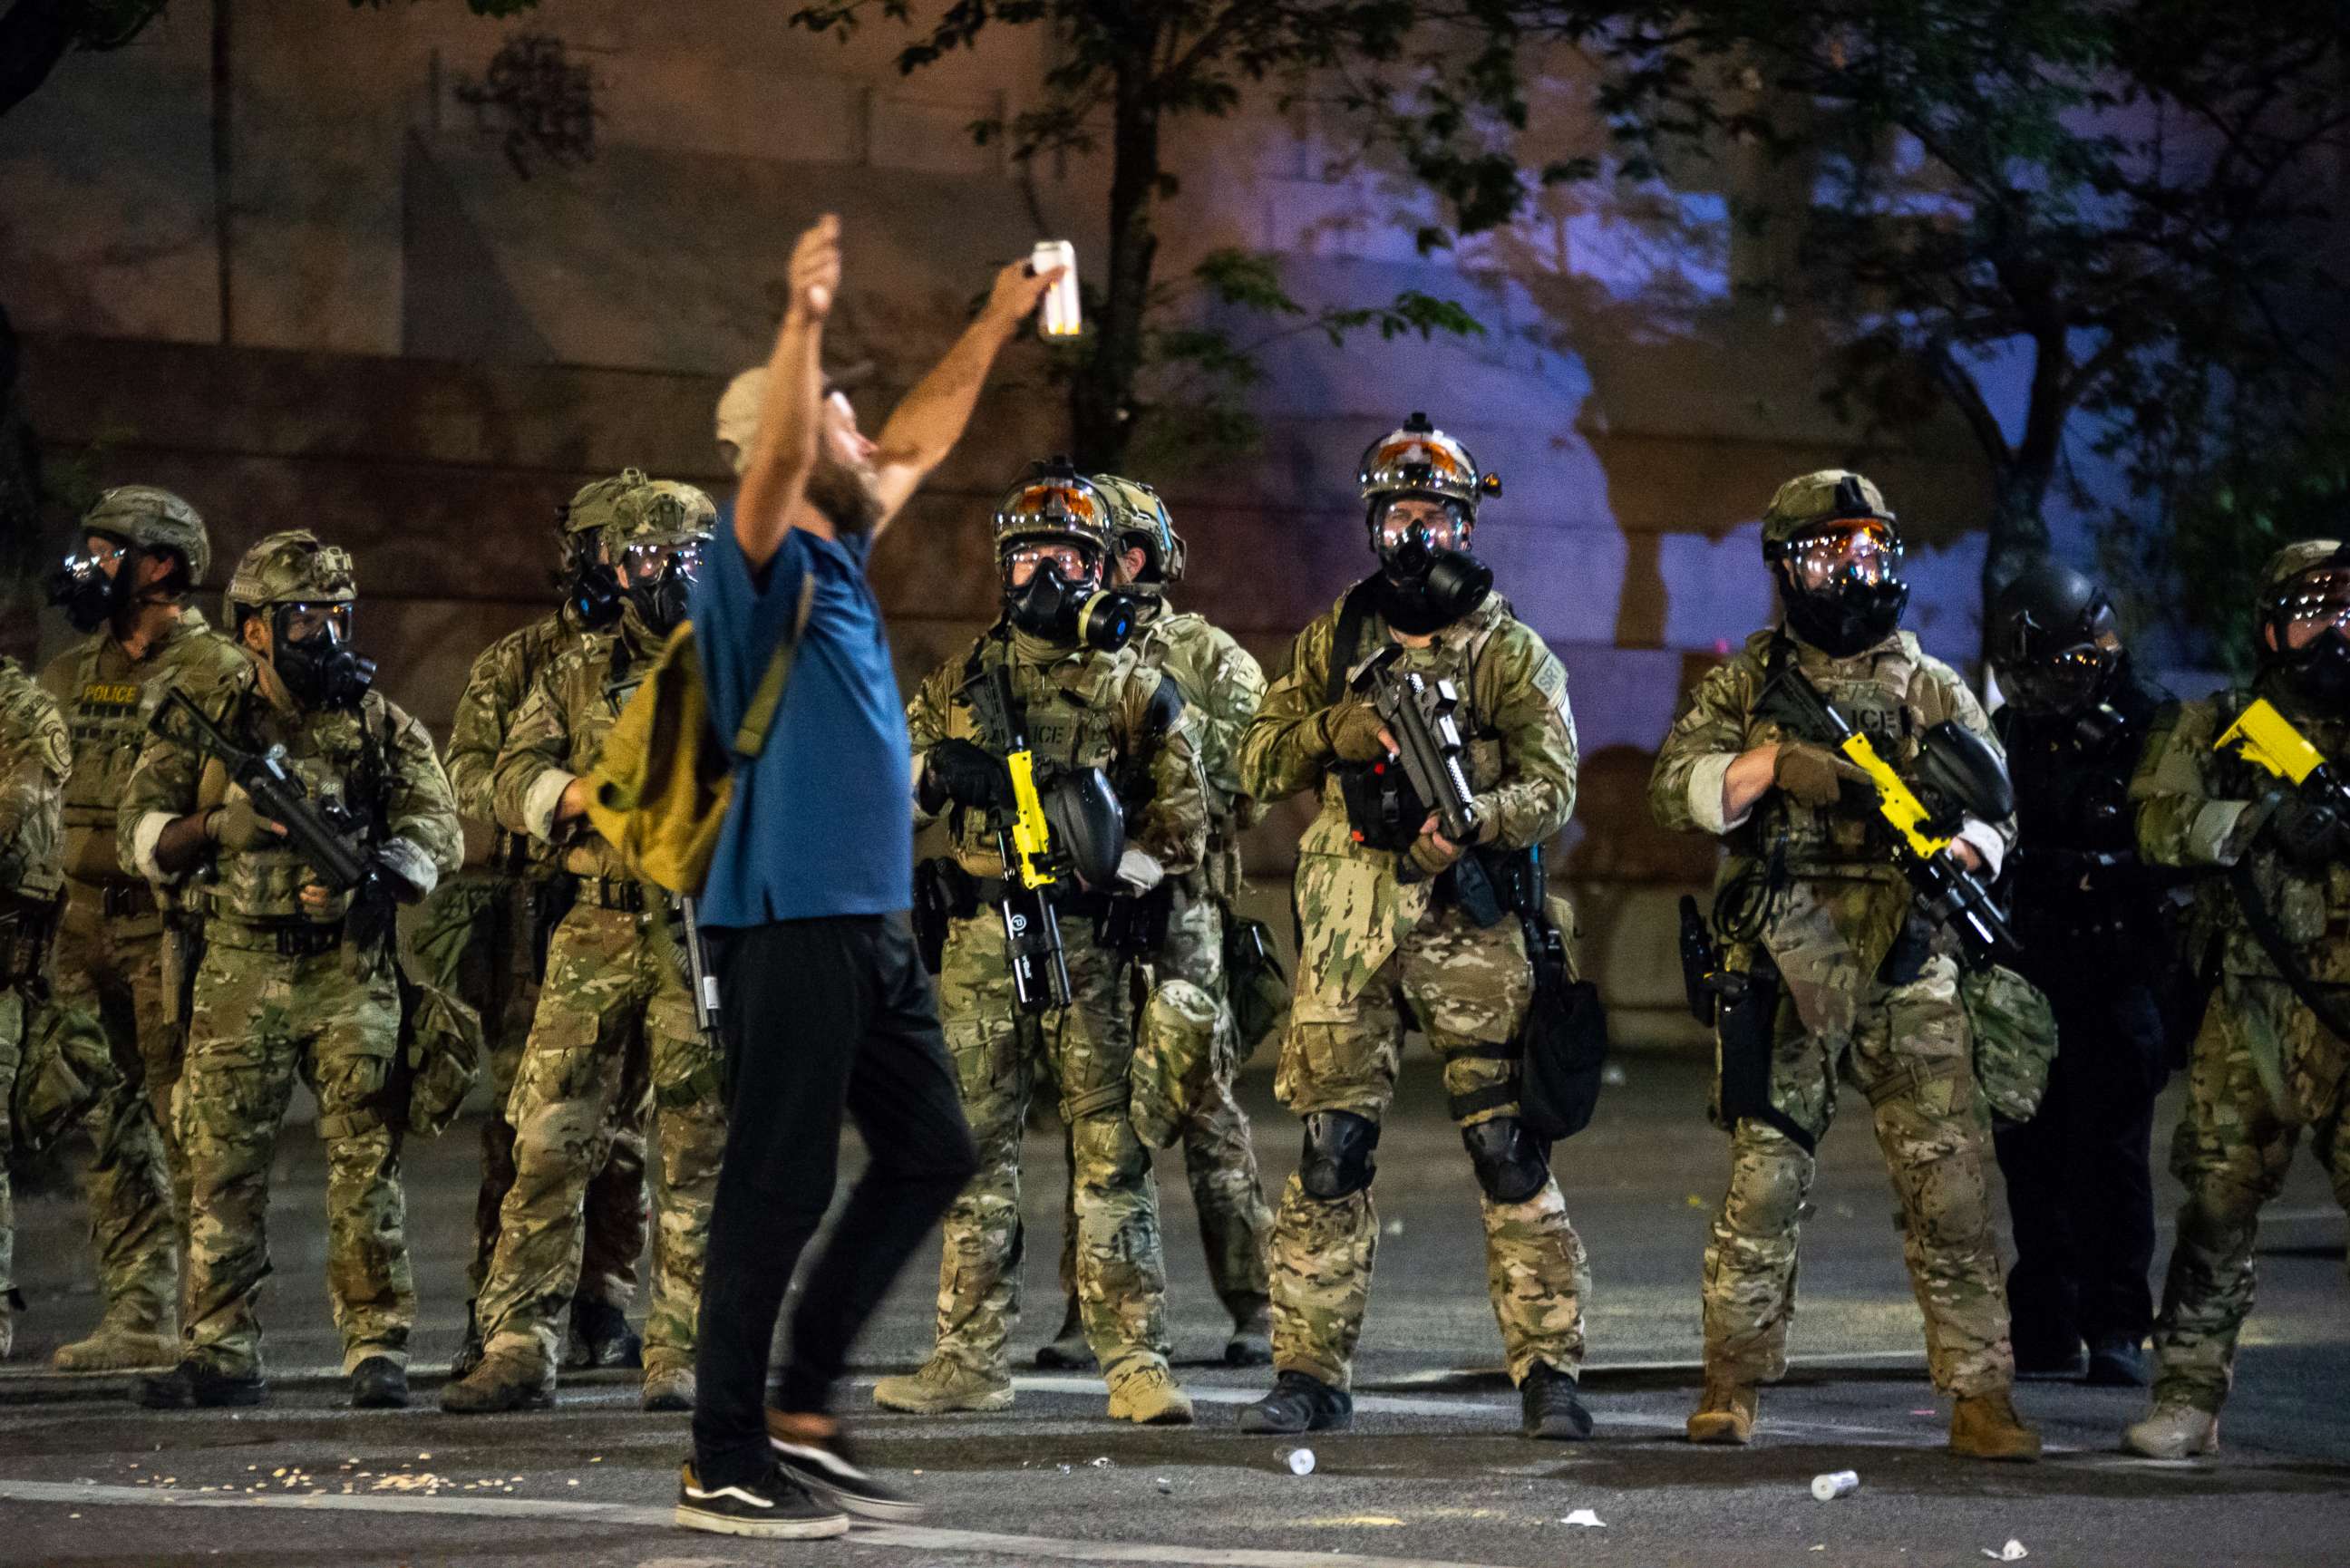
left=48, top=886, right=180, bottom=1331
left=1057, top=886, right=1271, bottom=1323
left=2151, top=974, right=2350, bottom=1413
left=414, top=876, right=647, bottom=1310
left=178, top=935, right=412, bottom=1377
left=1, top=988, right=22, bottom=1313
left=1270, top=899, right=1589, bottom=1390
left=476, top=903, right=722, bottom=1376
left=932, top=910, right=1170, bottom=1384
left=1704, top=953, right=2013, bottom=1396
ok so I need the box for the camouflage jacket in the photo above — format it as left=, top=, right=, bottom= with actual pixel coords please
left=38, top=609, right=244, bottom=886
left=120, top=657, right=462, bottom=924
left=0, top=658, right=69, bottom=903
left=907, top=625, right=1209, bottom=881
left=491, top=624, right=660, bottom=883
left=1131, top=596, right=1266, bottom=899
left=1238, top=587, right=1577, bottom=1011
left=446, top=608, right=588, bottom=874
left=2132, top=677, right=2350, bottom=985
left=1648, top=626, right=2012, bottom=1014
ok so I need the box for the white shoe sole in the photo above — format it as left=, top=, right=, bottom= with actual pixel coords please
left=675, top=1502, right=850, bottom=1538
left=771, top=1444, right=928, bottom=1523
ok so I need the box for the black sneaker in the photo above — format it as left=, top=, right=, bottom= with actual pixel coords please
left=350, top=1356, right=409, bottom=1409
left=566, top=1299, right=644, bottom=1371
left=675, top=1461, right=850, bottom=1539
left=1238, top=1370, right=1352, bottom=1435
left=2086, top=1336, right=2150, bottom=1388
left=766, top=1417, right=925, bottom=1522
left=1520, top=1363, right=1593, bottom=1440
left=135, top=1358, right=266, bottom=1409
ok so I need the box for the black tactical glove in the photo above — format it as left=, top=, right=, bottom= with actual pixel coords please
left=924, top=738, right=1014, bottom=812
left=344, top=866, right=403, bottom=962
left=2262, top=789, right=2345, bottom=872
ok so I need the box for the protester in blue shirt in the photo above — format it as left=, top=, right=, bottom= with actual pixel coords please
left=676, top=215, right=1058, bottom=1540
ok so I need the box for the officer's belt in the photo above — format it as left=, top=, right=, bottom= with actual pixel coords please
left=204, top=916, right=344, bottom=957
left=551, top=873, right=655, bottom=914
left=70, top=877, right=159, bottom=920
left=966, top=876, right=1118, bottom=923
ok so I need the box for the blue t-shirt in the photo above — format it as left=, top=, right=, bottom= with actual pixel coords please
left=690, top=512, right=913, bottom=925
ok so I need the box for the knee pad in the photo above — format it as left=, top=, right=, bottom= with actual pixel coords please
left=1461, top=1116, right=1549, bottom=1204
left=1299, top=1109, right=1379, bottom=1200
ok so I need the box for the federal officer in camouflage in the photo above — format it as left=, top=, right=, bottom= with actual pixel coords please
left=122, top=530, right=461, bottom=1410
left=1236, top=414, right=1593, bottom=1441
left=38, top=487, right=244, bottom=1371
left=1032, top=473, right=1276, bottom=1373
left=0, top=658, right=71, bottom=1362
left=876, top=465, right=1209, bottom=1425
left=443, top=473, right=726, bottom=1416
left=2122, top=540, right=2350, bottom=1459
left=1648, top=469, right=2037, bottom=1459
left=423, top=477, right=651, bottom=1380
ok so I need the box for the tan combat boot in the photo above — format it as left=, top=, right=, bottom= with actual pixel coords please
left=642, top=1360, right=696, bottom=1412
left=1950, top=1390, right=2043, bottom=1461
left=1106, top=1362, right=1194, bottom=1426
left=440, top=1348, right=556, bottom=1414
left=53, top=1306, right=180, bottom=1372
left=873, top=1355, right=1014, bottom=1414
left=2122, top=1400, right=2219, bottom=1459
left=1686, top=1379, right=1758, bottom=1445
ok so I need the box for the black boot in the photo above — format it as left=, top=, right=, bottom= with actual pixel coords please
left=565, top=1299, right=644, bottom=1371
left=2086, top=1336, right=2149, bottom=1388
left=135, top=1358, right=267, bottom=1409
left=350, top=1356, right=409, bottom=1409
left=1519, top=1363, right=1593, bottom=1440
left=452, top=1302, right=485, bottom=1380
left=1238, top=1370, right=1352, bottom=1435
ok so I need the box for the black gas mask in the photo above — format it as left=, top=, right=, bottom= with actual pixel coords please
left=1003, top=547, right=1140, bottom=652
left=1371, top=500, right=1491, bottom=635
left=560, top=534, right=624, bottom=630
left=270, top=602, right=375, bottom=711
left=1771, top=517, right=1909, bottom=658
left=2264, top=564, right=2350, bottom=710
left=45, top=536, right=137, bottom=634
left=618, top=538, right=704, bottom=640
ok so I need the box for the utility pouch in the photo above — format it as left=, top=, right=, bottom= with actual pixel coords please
left=913, top=857, right=976, bottom=975
left=1517, top=908, right=1608, bottom=1143
left=1101, top=882, right=1175, bottom=954
left=1715, top=953, right=1814, bottom=1154
left=0, top=893, right=62, bottom=987
left=1223, top=914, right=1289, bottom=1050
left=1336, top=759, right=1423, bottom=852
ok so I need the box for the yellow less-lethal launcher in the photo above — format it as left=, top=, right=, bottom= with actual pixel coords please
left=2217, top=697, right=2350, bottom=809
left=1756, top=661, right=2020, bottom=964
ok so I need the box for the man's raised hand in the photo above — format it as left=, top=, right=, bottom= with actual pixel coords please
left=986, top=255, right=1062, bottom=329
left=791, top=214, right=843, bottom=320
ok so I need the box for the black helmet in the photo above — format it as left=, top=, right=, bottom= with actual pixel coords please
left=1986, top=560, right=2122, bottom=717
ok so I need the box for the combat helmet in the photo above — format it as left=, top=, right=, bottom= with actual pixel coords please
left=1986, top=559, right=2122, bottom=718
left=225, top=528, right=356, bottom=622
left=83, top=485, right=211, bottom=587
left=992, top=460, right=1114, bottom=554
left=225, top=530, right=373, bottom=710
left=1760, top=469, right=1909, bottom=657
left=2256, top=538, right=2350, bottom=705
left=1356, top=412, right=1500, bottom=518
left=1090, top=472, right=1186, bottom=586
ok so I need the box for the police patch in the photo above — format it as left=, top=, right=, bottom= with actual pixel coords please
left=80, top=681, right=141, bottom=712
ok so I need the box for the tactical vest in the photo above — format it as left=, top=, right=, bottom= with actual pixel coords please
left=945, top=631, right=1140, bottom=876
left=2209, top=683, right=2350, bottom=967
left=1743, top=633, right=1942, bottom=876
left=44, top=613, right=237, bottom=885
left=199, top=684, right=394, bottom=925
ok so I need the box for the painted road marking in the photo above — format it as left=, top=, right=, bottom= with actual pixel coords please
left=0, top=1478, right=1514, bottom=1568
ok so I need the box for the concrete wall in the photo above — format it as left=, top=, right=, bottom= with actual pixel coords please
left=4, top=2, right=2029, bottom=1050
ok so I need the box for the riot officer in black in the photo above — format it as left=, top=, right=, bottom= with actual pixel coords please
left=1986, top=563, right=2179, bottom=1387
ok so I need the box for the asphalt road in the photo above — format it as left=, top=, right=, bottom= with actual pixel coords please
left=3, top=1053, right=2343, bottom=1568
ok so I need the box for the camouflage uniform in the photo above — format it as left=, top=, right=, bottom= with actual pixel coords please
left=2130, top=636, right=2350, bottom=1418
left=473, top=579, right=726, bottom=1385
left=1238, top=587, right=1589, bottom=1391
left=0, top=659, right=71, bottom=1358
left=427, top=607, right=647, bottom=1321
left=39, top=611, right=243, bottom=1354
left=1053, top=600, right=1274, bottom=1335
left=1649, top=624, right=2019, bottom=1399
left=121, top=541, right=461, bottom=1379
left=904, top=625, right=1210, bottom=1390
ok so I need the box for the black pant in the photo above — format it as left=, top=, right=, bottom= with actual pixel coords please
left=691, top=914, right=977, bottom=1488
left=1993, top=966, right=2170, bottom=1355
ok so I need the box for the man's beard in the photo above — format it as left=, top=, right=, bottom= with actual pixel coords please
left=809, top=449, right=885, bottom=537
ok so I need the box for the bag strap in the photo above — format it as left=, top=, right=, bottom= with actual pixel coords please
left=1323, top=577, right=1384, bottom=707
left=730, top=571, right=817, bottom=760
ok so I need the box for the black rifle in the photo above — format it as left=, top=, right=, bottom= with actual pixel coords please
left=1754, top=662, right=2018, bottom=965
left=962, top=665, right=1073, bottom=1012
left=1349, top=644, right=1502, bottom=925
